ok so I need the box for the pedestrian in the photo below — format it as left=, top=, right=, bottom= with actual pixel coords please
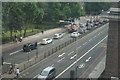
left=14, top=34, right=18, bottom=42
left=9, top=64, right=14, bottom=74
left=16, top=67, right=20, bottom=78
left=41, top=30, right=44, bottom=34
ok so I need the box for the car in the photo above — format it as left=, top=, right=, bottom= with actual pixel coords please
left=40, top=38, right=53, bottom=45
left=53, top=33, right=64, bottom=39
left=79, top=28, right=85, bottom=34
left=23, top=42, right=37, bottom=52
left=86, top=23, right=92, bottom=30
left=37, top=66, right=56, bottom=80
left=70, top=32, right=80, bottom=38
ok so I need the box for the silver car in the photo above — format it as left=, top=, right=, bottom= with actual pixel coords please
left=37, top=66, right=56, bottom=80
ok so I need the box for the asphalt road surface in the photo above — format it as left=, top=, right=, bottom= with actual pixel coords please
left=17, top=23, right=108, bottom=78
left=2, top=17, right=91, bottom=65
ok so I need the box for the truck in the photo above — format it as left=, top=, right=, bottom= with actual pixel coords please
left=65, top=23, right=79, bottom=33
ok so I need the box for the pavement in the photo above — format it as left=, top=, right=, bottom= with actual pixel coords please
left=1, top=27, right=66, bottom=79
left=2, top=27, right=66, bottom=52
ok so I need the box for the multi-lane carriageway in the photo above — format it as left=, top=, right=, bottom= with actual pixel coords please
left=17, top=23, right=108, bottom=79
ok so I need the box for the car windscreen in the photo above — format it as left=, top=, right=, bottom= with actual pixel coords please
left=41, top=71, right=49, bottom=76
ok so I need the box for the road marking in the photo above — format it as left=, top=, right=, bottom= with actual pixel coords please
left=57, top=57, right=65, bottom=62
left=51, top=64, right=54, bottom=67
left=41, top=47, right=43, bottom=48
left=89, top=39, right=92, bottom=41
left=85, top=57, right=91, bottom=62
left=55, top=36, right=107, bottom=78
left=93, top=36, right=96, bottom=38
left=3, top=62, right=18, bottom=65
left=83, top=42, right=87, bottom=45
left=79, top=63, right=85, bottom=68
left=23, top=74, right=26, bottom=76
left=26, top=72, right=29, bottom=74
left=58, top=53, right=65, bottom=58
left=70, top=54, right=77, bottom=60
left=98, top=33, right=100, bottom=35
left=9, top=49, right=23, bottom=55
left=53, top=42, right=54, bottom=44
left=68, top=51, right=74, bottom=55
left=76, top=46, right=81, bottom=50
left=33, top=74, right=39, bottom=78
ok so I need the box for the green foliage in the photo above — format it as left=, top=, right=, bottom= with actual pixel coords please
left=85, top=2, right=111, bottom=15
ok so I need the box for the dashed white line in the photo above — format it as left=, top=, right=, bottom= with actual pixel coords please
left=9, top=49, right=22, bottom=55
left=76, top=46, right=81, bottom=50
left=89, top=39, right=92, bottom=41
left=83, top=42, right=87, bottom=45
left=68, top=51, right=74, bottom=55
left=51, top=64, right=54, bottom=67
left=33, top=74, right=39, bottom=78
left=55, top=36, right=107, bottom=78
left=98, top=33, right=100, bottom=35
left=57, top=57, right=65, bottom=62
left=70, top=54, right=77, bottom=60
left=58, top=53, right=65, bottom=58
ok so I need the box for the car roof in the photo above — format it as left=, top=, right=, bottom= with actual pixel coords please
left=42, top=38, right=51, bottom=40
left=43, top=66, right=55, bottom=72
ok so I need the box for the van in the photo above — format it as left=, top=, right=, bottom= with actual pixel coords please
left=37, top=66, right=56, bottom=80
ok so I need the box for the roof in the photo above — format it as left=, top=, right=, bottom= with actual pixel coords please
left=43, top=66, right=55, bottom=72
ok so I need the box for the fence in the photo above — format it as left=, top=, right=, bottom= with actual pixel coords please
left=2, top=22, right=108, bottom=75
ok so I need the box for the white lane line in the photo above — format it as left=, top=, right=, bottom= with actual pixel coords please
left=58, top=53, right=65, bottom=58
left=53, top=42, right=54, bottom=44
left=3, top=62, right=18, bottom=65
left=85, top=57, right=91, bottom=62
left=68, top=51, right=74, bottom=56
left=70, top=54, right=77, bottom=60
left=9, top=49, right=23, bottom=55
left=57, top=57, right=65, bottom=62
left=51, top=64, right=54, bottom=67
left=26, top=72, right=29, bottom=74
left=55, top=36, right=108, bottom=78
left=76, top=46, right=81, bottom=50
left=93, top=36, right=96, bottom=38
left=33, top=74, right=40, bottom=78
left=41, top=47, right=43, bottom=48
left=83, top=42, right=87, bottom=45
left=89, top=39, right=92, bottom=41
left=98, top=33, right=100, bottom=35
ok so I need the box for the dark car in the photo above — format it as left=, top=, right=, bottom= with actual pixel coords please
left=23, top=42, right=37, bottom=52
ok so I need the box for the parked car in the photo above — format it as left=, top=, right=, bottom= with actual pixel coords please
left=53, top=33, right=64, bottom=39
left=40, top=38, right=53, bottom=45
left=37, top=66, right=56, bottom=80
left=71, top=32, right=80, bottom=38
left=23, top=42, right=37, bottom=52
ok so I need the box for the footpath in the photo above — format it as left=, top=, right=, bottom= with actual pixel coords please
left=1, top=27, right=66, bottom=79
left=2, top=28, right=66, bottom=52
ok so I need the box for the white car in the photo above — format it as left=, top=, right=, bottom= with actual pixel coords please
left=53, top=33, right=64, bottom=39
left=71, top=32, right=80, bottom=38
left=40, top=38, right=53, bottom=45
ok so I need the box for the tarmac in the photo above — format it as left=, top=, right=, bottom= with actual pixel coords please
left=1, top=27, right=66, bottom=79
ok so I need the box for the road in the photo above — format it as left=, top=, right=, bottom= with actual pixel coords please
left=2, top=17, right=90, bottom=65
left=16, top=23, right=108, bottom=78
